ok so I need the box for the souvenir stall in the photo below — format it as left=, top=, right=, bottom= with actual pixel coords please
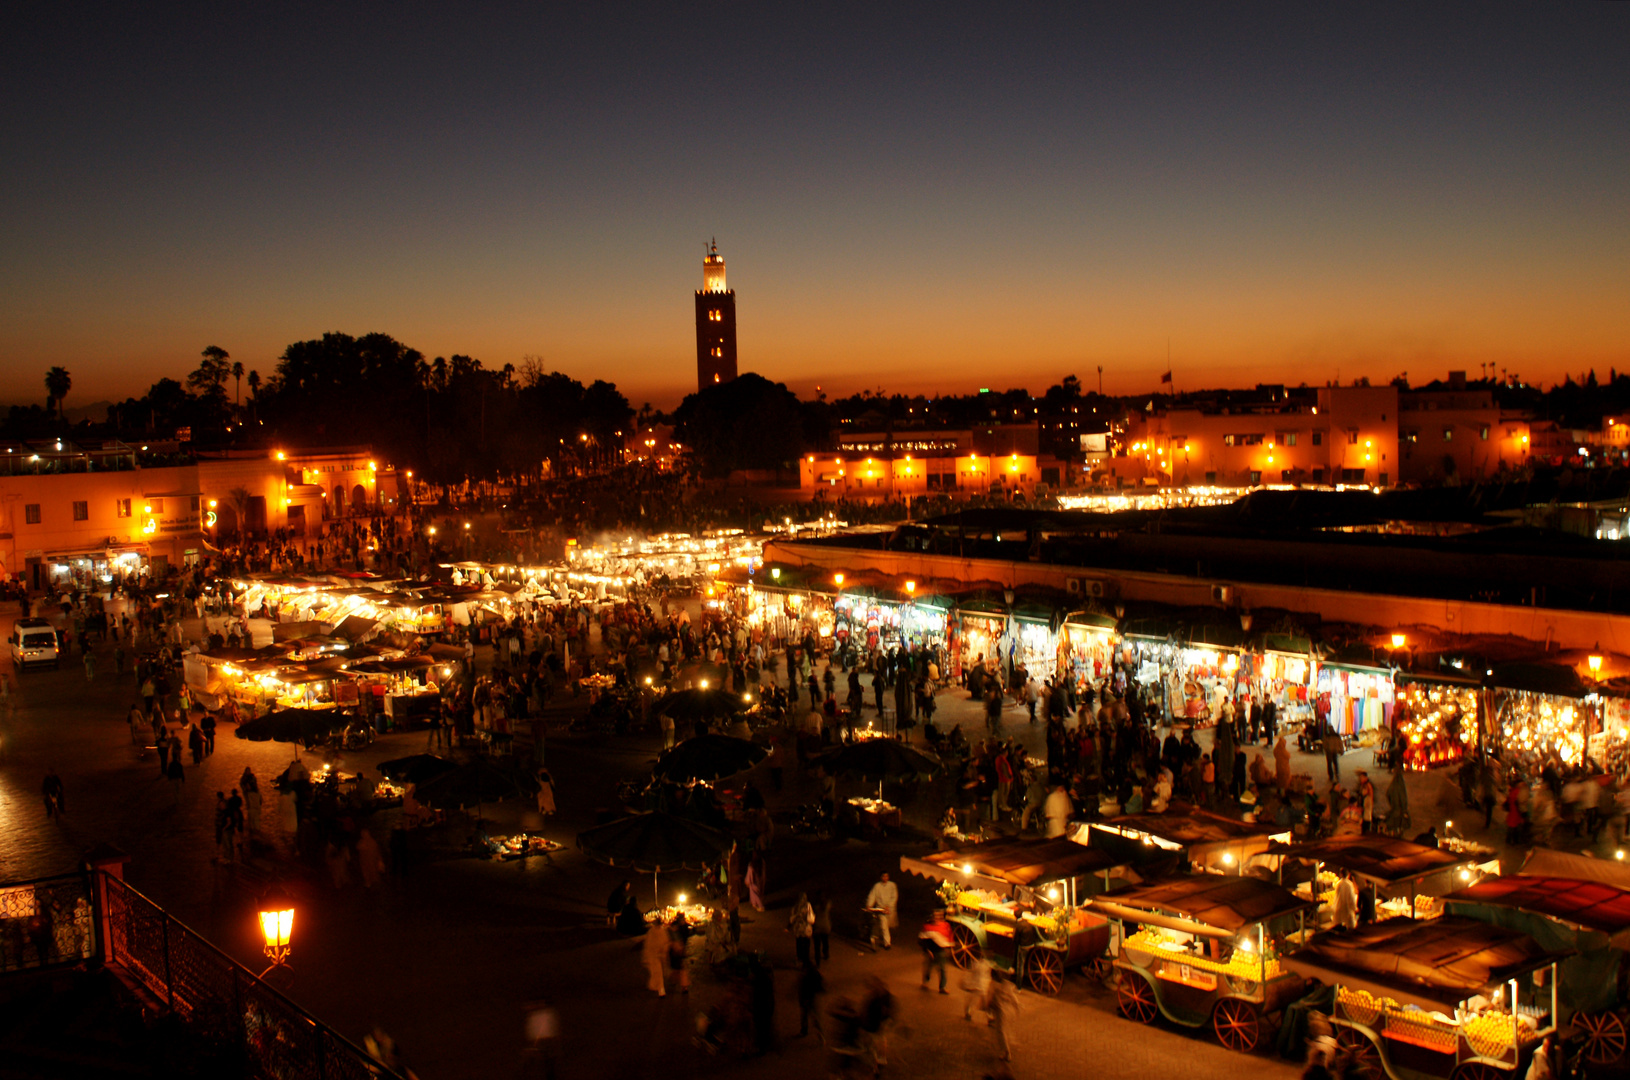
left=1060, top=611, right=1119, bottom=692
left=1597, top=692, right=1630, bottom=775
left=956, top=610, right=1009, bottom=687
left=832, top=589, right=950, bottom=659
left=1393, top=677, right=1481, bottom=771
left=1492, top=690, right=1595, bottom=768
left=1316, top=662, right=1395, bottom=742
left=1249, top=634, right=1318, bottom=735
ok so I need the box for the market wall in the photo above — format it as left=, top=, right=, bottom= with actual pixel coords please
left=760, top=539, right=1630, bottom=656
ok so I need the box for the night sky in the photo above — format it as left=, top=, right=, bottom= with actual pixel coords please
left=2, top=3, right=1626, bottom=409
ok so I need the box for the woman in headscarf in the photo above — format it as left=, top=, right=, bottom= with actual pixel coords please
left=1384, top=764, right=1411, bottom=835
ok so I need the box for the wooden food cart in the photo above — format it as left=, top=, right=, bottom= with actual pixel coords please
left=1284, top=916, right=1565, bottom=1080
left=1093, top=874, right=1316, bottom=1051
left=1269, top=835, right=1485, bottom=928
left=900, top=837, right=1127, bottom=994
left=1444, top=849, right=1630, bottom=1068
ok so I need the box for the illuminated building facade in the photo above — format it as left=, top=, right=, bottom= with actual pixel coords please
left=798, top=424, right=1061, bottom=500
left=0, top=443, right=392, bottom=589
left=694, top=239, right=737, bottom=391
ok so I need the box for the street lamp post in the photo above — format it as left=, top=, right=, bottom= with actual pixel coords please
left=257, top=887, right=294, bottom=978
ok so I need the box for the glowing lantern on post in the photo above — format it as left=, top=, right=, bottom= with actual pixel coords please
left=1589, top=655, right=1603, bottom=674
left=258, top=887, right=294, bottom=973
left=1391, top=633, right=1407, bottom=649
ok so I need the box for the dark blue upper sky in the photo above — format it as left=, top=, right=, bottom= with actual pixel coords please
left=2, top=2, right=1625, bottom=407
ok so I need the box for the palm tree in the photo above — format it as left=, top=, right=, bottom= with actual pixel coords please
left=225, top=486, right=255, bottom=539
left=44, top=366, right=71, bottom=419
left=231, top=361, right=244, bottom=409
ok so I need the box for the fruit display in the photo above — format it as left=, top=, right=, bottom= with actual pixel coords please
left=1121, top=928, right=1282, bottom=980
left=1382, top=1005, right=1459, bottom=1053
left=1336, top=987, right=1385, bottom=1026
left=1462, top=1011, right=1537, bottom=1059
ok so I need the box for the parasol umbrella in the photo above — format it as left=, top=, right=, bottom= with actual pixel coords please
left=234, top=708, right=348, bottom=756
left=653, top=688, right=748, bottom=725
left=377, top=753, right=457, bottom=786
left=577, top=811, right=734, bottom=905
left=652, top=734, right=767, bottom=783
left=414, top=758, right=539, bottom=824
left=818, top=738, right=942, bottom=803
left=819, top=739, right=941, bottom=781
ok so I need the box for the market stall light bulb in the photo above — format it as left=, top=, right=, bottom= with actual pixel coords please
left=1619, top=851, right=1626, bottom=861
left=677, top=894, right=687, bottom=904
left=962, top=863, right=973, bottom=875
left=699, top=680, right=709, bottom=689
left=1047, top=888, right=1059, bottom=901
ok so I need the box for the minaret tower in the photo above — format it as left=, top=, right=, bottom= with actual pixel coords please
left=694, top=238, right=737, bottom=391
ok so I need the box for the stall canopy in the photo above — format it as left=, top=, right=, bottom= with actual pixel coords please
left=1089, top=874, right=1313, bottom=938
left=1490, top=662, right=1589, bottom=698
left=1282, top=916, right=1569, bottom=1011
left=1446, top=876, right=1630, bottom=949
left=331, top=615, right=378, bottom=642
left=1518, top=848, right=1630, bottom=891
left=900, top=836, right=1133, bottom=895
left=1270, top=835, right=1475, bottom=893
left=1088, top=806, right=1284, bottom=868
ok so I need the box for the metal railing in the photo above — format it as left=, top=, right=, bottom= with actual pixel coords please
left=98, top=873, right=402, bottom=1080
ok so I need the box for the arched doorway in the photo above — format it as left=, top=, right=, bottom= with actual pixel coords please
left=351, top=484, right=368, bottom=512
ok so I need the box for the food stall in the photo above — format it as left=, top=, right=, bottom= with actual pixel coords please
left=900, top=836, right=1128, bottom=993
left=1092, top=874, right=1316, bottom=1051
left=1081, top=807, right=1288, bottom=876
left=1444, top=849, right=1630, bottom=1066
left=1267, top=835, right=1484, bottom=928
left=1283, top=916, right=1565, bottom=1080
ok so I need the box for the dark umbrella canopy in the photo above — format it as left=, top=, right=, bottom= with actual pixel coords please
left=577, top=811, right=733, bottom=872
left=234, top=707, right=347, bottom=746
left=653, top=688, right=748, bottom=723
left=819, top=739, right=941, bottom=781
left=414, top=759, right=538, bottom=810
left=378, top=753, right=457, bottom=786
left=653, top=734, right=767, bottom=783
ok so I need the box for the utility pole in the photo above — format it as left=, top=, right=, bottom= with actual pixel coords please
left=1098, top=365, right=1104, bottom=396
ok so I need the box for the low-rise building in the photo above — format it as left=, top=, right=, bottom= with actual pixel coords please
left=0, top=442, right=393, bottom=591
left=1397, top=373, right=1530, bottom=482
left=1128, top=384, right=1399, bottom=487
left=799, top=424, right=1062, bottom=500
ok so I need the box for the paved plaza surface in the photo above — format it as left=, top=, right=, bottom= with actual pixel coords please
left=0, top=598, right=1567, bottom=1080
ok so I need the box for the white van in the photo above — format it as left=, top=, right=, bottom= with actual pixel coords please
left=8, top=618, right=60, bottom=671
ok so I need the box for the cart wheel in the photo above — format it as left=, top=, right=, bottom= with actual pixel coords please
left=1451, top=1065, right=1506, bottom=1080
left=1026, top=948, right=1064, bottom=995
left=949, top=923, right=980, bottom=969
left=1575, top=1010, right=1629, bottom=1065
left=1116, top=973, right=1157, bottom=1024
left=1335, top=1027, right=1382, bottom=1080
left=1212, top=998, right=1260, bottom=1053
left=1088, top=956, right=1116, bottom=984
